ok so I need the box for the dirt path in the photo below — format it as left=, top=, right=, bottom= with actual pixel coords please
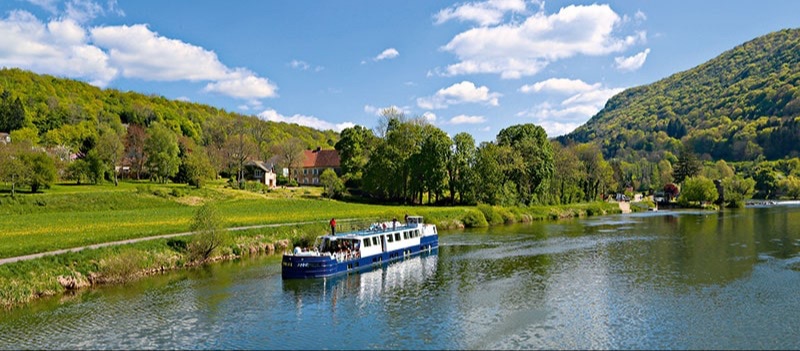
left=0, top=219, right=349, bottom=266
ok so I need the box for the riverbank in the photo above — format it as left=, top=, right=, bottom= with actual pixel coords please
left=0, top=183, right=619, bottom=309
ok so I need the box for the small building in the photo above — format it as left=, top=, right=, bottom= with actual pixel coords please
left=0, top=132, right=10, bottom=144
left=292, top=147, right=340, bottom=185
left=243, top=160, right=277, bottom=188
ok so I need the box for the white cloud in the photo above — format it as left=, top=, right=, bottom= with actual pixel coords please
left=634, top=10, right=647, bottom=22
left=258, top=109, right=354, bottom=132
left=91, top=24, right=228, bottom=81
left=422, top=111, right=437, bottom=123
left=203, top=68, right=277, bottom=99
left=175, top=96, right=191, bottom=102
left=434, top=0, right=528, bottom=26
left=517, top=83, right=624, bottom=136
left=448, top=114, right=486, bottom=124
left=289, top=59, right=323, bottom=72
left=374, top=48, right=399, bottom=61
left=91, top=24, right=277, bottom=98
left=0, top=8, right=276, bottom=100
left=536, top=120, right=582, bottom=137
left=25, top=0, right=59, bottom=13
left=440, top=3, right=645, bottom=79
left=0, top=11, right=117, bottom=86
left=364, top=104, right=411, bottom=116
left=65, top=0, right=104, bottom=23
left=614, top=48, right=650, bottom=72
left=417, top=81, right=500, bottom=109
left=519, top=78, right=599, bottom=94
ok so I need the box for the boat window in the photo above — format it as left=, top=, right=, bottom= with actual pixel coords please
left=372, top=237, right=378, bottom=246
left=363, top=238, right=371, bottom=247
left=415, top=230, right=420, bottom=237
left=403, top=231, right=409, bottom=239
left=395, top=233, right=401, bottom=241
left=387, top=234, right=393, bottom=243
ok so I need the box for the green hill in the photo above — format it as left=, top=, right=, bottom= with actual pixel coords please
left=561, top=28, right=800, bottom=162
left=0, top=68, right=338, bottom=151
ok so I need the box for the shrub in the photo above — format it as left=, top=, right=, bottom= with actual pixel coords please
left=462, top=210, right=488, bottom=228
left=496, top=207, right=516, bottom=223
left=477, top=204, right=503, bottom=225
left=99, top=249, right=144, bottom=282
left=188, top=203, right=228, bottom=262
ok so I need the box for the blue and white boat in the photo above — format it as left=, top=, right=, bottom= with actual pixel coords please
left=281, top=216, right=438, bottom=279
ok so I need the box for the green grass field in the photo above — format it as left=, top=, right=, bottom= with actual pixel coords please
left=0, top=181, right=474, bottom=259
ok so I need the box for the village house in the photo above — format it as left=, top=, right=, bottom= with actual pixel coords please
left=292, top=147, right=340, bottom=185
left=243, top=160, right=278, bottom=188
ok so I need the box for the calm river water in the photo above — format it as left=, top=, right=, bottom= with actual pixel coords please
left=2, top=204, right=800, bottom=350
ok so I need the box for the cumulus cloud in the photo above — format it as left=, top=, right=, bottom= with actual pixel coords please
left=0, top=11, right=117, bottom=86
left=448, top=114, right=486, bottom=124
left=519, top=78, right=599, bottom=94
left=422, top=111, right=437, bottom=123
left=417, top=81, right=500, bottom=109
left=0, top=8, right=276, bottom=100
left=258, top=109, right=354, bottom=132
left=364, top=104, right=412, bottom=116
left=439, top=3, right=646, bottom=79
left=614, top=48, right=650, bottom=72
left=374, top=48, right=399, bottom=61
left=434, top=0, right=528, bottom=26
left=517, top=82, right=623, bottom=136
left=203, top=69, right=277, bottom=99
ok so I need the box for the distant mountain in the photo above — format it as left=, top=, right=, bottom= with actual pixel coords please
left=0, top=68, right=338, bottom=150
left=560, top=28, right=800, bottom=161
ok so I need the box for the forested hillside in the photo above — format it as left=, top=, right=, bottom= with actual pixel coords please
left=0, top=68, right=337, bottom=154
left=561, top=28, right=800, bottom=162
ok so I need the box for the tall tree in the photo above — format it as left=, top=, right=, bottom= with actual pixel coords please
left=496, top=124, right=555, bottom=205
left=548, top=141, right=583, bottom=204
left=273, top=137, right=307, bottom=182
left=448, top=132, right=477, bottom=204
left=224, top=119, right=257, bottom=186
left=144, top=122, right=180, bottom=183
left=124, top=124, right=148, bottom=179
left=417, top=125, right=451, bottom=204
left=574, top=143, right=614, bottom=201
left=473, top=142, right=507, bottom=205
left=335, top=125, right=376, bottom=187
left=0, top=143, right=29, bottom=197
left=672, top=147, right=703, bottom=184
left=94, top=124, right=125, bottom=185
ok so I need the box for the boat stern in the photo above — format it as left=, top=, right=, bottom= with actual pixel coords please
left=281, top=254, right=338, bottom=279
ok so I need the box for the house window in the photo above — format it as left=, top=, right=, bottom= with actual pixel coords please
left=303, top=169, right=307, bottom=175
left=254, top=169, right=262, bottom=178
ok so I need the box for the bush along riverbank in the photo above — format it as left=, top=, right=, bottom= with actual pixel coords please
left=0, top=201, right=619, bottom=309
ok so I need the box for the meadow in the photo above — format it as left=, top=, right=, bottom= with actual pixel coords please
left=0, top=180, right=480, bottom=259
left=0, top=180, right=619, bottom=308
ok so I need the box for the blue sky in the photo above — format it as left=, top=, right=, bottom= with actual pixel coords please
left=1, top=0, right=799, bottom=142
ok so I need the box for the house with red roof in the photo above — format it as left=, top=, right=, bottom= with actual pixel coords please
left=291, top=147, right=341, bottom=185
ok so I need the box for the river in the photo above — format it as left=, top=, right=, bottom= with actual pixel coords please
left=2, top=204, right=800, bottom=349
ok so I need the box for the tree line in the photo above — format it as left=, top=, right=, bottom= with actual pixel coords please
left=334, top=108, right=800, bottom=207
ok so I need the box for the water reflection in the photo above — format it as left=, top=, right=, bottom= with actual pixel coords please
left=2, top=206, right=800, bottom=350
left=282, top=250, right=439, bottom=311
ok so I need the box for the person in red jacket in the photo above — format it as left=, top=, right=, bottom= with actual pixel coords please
left=330, top=218, right=336, bottom=235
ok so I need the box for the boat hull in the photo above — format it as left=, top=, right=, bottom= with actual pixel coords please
left=282, top=235, right=438, bottom=279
